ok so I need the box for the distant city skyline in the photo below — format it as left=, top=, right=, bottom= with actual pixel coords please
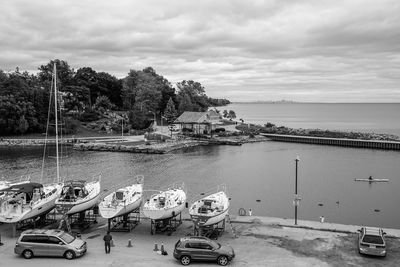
left=1, top=0, right=399, bottom=103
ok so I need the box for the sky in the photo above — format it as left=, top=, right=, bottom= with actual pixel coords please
left=1, top=0, right=399, bottom=102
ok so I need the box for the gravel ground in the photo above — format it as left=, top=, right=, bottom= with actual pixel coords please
left=1, top=215, right=399, bottom=267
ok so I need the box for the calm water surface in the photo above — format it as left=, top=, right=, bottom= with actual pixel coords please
left=1, top=142, right=399, bottom=228
left=227, top=103, right=400, bottom=136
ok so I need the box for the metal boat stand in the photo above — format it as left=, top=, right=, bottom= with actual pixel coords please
left=150, top=212, right=182, bottom=235
left=193, top=219, right=226, bottom=240
left=107, top=208, right=140, bottom=232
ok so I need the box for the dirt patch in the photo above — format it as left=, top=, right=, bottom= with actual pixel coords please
left=242, top=228, right=400, bottom=267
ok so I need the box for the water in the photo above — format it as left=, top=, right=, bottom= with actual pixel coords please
left=1, top=103, right=400, bottom=228
left=226, top=103, right=400, bottom=136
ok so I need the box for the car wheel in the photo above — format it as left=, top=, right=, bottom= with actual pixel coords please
left=22, top=249, right=33, bottom=259
left=218, top=255, right=228, bottom=266
left=64, top=250, right=76, bottom=260
left=180, top=255, right=191, bottom=265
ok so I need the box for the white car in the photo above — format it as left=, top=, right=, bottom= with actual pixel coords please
left=358, top=227, right=387, bottom=257
left=168, top=124, right=179, bottom=132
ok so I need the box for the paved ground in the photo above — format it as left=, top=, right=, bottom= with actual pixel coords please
left=1, top=215, right=399, bottom=267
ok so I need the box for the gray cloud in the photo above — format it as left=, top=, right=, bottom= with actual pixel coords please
left=0, top=0, right=399, bottom=102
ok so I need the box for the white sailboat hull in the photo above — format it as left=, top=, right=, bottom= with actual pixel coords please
left=143, top=201, right=185, bottom=220
left=143, top=188, right=186, bottom=220
left=55, top=181, right=101, bottom=215
left=190, top=208, right=229, bottom=226
left=189, top=190, right=230, bottom=227
left=0, top=184, right=62, bottom=224
left=99, top=199, right=142, bottom=219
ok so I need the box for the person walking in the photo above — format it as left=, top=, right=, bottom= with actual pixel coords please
left=103, top=231, right=112, bottom=254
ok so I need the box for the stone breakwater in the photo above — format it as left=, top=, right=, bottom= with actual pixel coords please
left=73, top=136, right=269, bottom=154
left=74, top=139, right=209, bottom=154
left=0, top=138, right=73, bottom=146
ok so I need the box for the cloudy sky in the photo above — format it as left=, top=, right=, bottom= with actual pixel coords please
left=1, top=0, right=399, bottom=102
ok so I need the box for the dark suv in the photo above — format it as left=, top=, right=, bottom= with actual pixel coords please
left=173, top=236, right=235, bottom=266
left=15, top=229, right=86, bottom=260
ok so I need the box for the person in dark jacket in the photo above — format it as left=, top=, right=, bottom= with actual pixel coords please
left=103, top=231, right=112, bottom=254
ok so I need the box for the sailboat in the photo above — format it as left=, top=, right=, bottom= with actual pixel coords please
left=0, top=63, right=64, bottom=224
left=98, top=175, right=143, bottom=219
left=143, top=183, right=186, bottom=220
left=189, top=185, right=229, bottom=227
left=55, top=177, right=101, bottom=215
left=0, top=177, right=31, bottom=199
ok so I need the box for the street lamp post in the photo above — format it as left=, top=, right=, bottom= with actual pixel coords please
left=294, top=155, right=300, bottom=225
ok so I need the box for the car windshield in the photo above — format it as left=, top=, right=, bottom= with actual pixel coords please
left=59, top=232, right=75, bottom=244
left=362, top=235, right=384, bottom=244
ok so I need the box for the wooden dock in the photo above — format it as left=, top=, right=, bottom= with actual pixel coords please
left=261, top=133, right=400, bottom=150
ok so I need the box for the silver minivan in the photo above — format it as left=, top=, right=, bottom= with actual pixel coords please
left=15, top=229, right=87, bottom=260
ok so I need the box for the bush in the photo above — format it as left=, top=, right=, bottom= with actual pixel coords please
left=80, top=108, right=100, bottom=122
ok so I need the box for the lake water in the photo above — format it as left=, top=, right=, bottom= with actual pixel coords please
left=226, top=103, right=400, bottom=137
left=1, top=103, right=400, bottom=228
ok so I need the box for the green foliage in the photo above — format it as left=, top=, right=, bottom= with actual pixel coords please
left=228, top=110, right=236, bottom=119
left=62, top=85, right=90, bottom=112
left=94, top=95, right=115, bottom=112
left=128, top=105, right=151, bottom=130
left=38, top=59, right=74, bottom=87
left=0, top=61, right=230, bottom=136
left=79, top=107, right=100, bottom=122
left=163, top=97, right=178, bottom=123
left=0, top=95, right=37, bottom=135
left=122, top=67, right=166, bottom=112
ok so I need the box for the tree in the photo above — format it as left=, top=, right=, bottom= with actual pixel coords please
left=62, top=85, right=90, bottom=113
left=228, top=110, right=236, bottom=120
left=176, top=80, right=209, bottom=112
left=178, top=93, right=193, bottom=113
left=73, top=67, right=98, bottom=106
left=93, top=95, right=114, bottom=112
left=38, top=59, right=74, bottom=87
left=121, top=70, right=139, bottom=110
left=163, top=97, right=178, bottom=124
left=0, top=95, right=37, bottom=134
left=97, top=72, right=122, bottom=108
left=128, top=105, right=151, bottom=130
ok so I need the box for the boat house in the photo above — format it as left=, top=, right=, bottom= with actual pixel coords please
left=174, top=110, right=223, bottom=135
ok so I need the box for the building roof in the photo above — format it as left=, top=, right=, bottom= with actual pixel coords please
left=175, top=112, right=209, bottom=124
left=175, top=111, right=222, bottom=124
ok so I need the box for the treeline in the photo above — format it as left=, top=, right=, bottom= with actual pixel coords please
left=0, top=59, right=230, bottom=135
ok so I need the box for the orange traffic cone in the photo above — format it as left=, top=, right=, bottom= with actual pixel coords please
left=127, top=239, right=133, bottom=247
left=153, top=242, right=159, bottom=251
left=161, top=242, right=165, bottom=253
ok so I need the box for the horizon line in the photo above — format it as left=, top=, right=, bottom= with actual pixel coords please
left=230, top=101, right=400, bottom=104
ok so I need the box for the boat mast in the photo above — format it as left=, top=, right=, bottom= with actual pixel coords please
left=54, top=63, right=60, bottom=183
